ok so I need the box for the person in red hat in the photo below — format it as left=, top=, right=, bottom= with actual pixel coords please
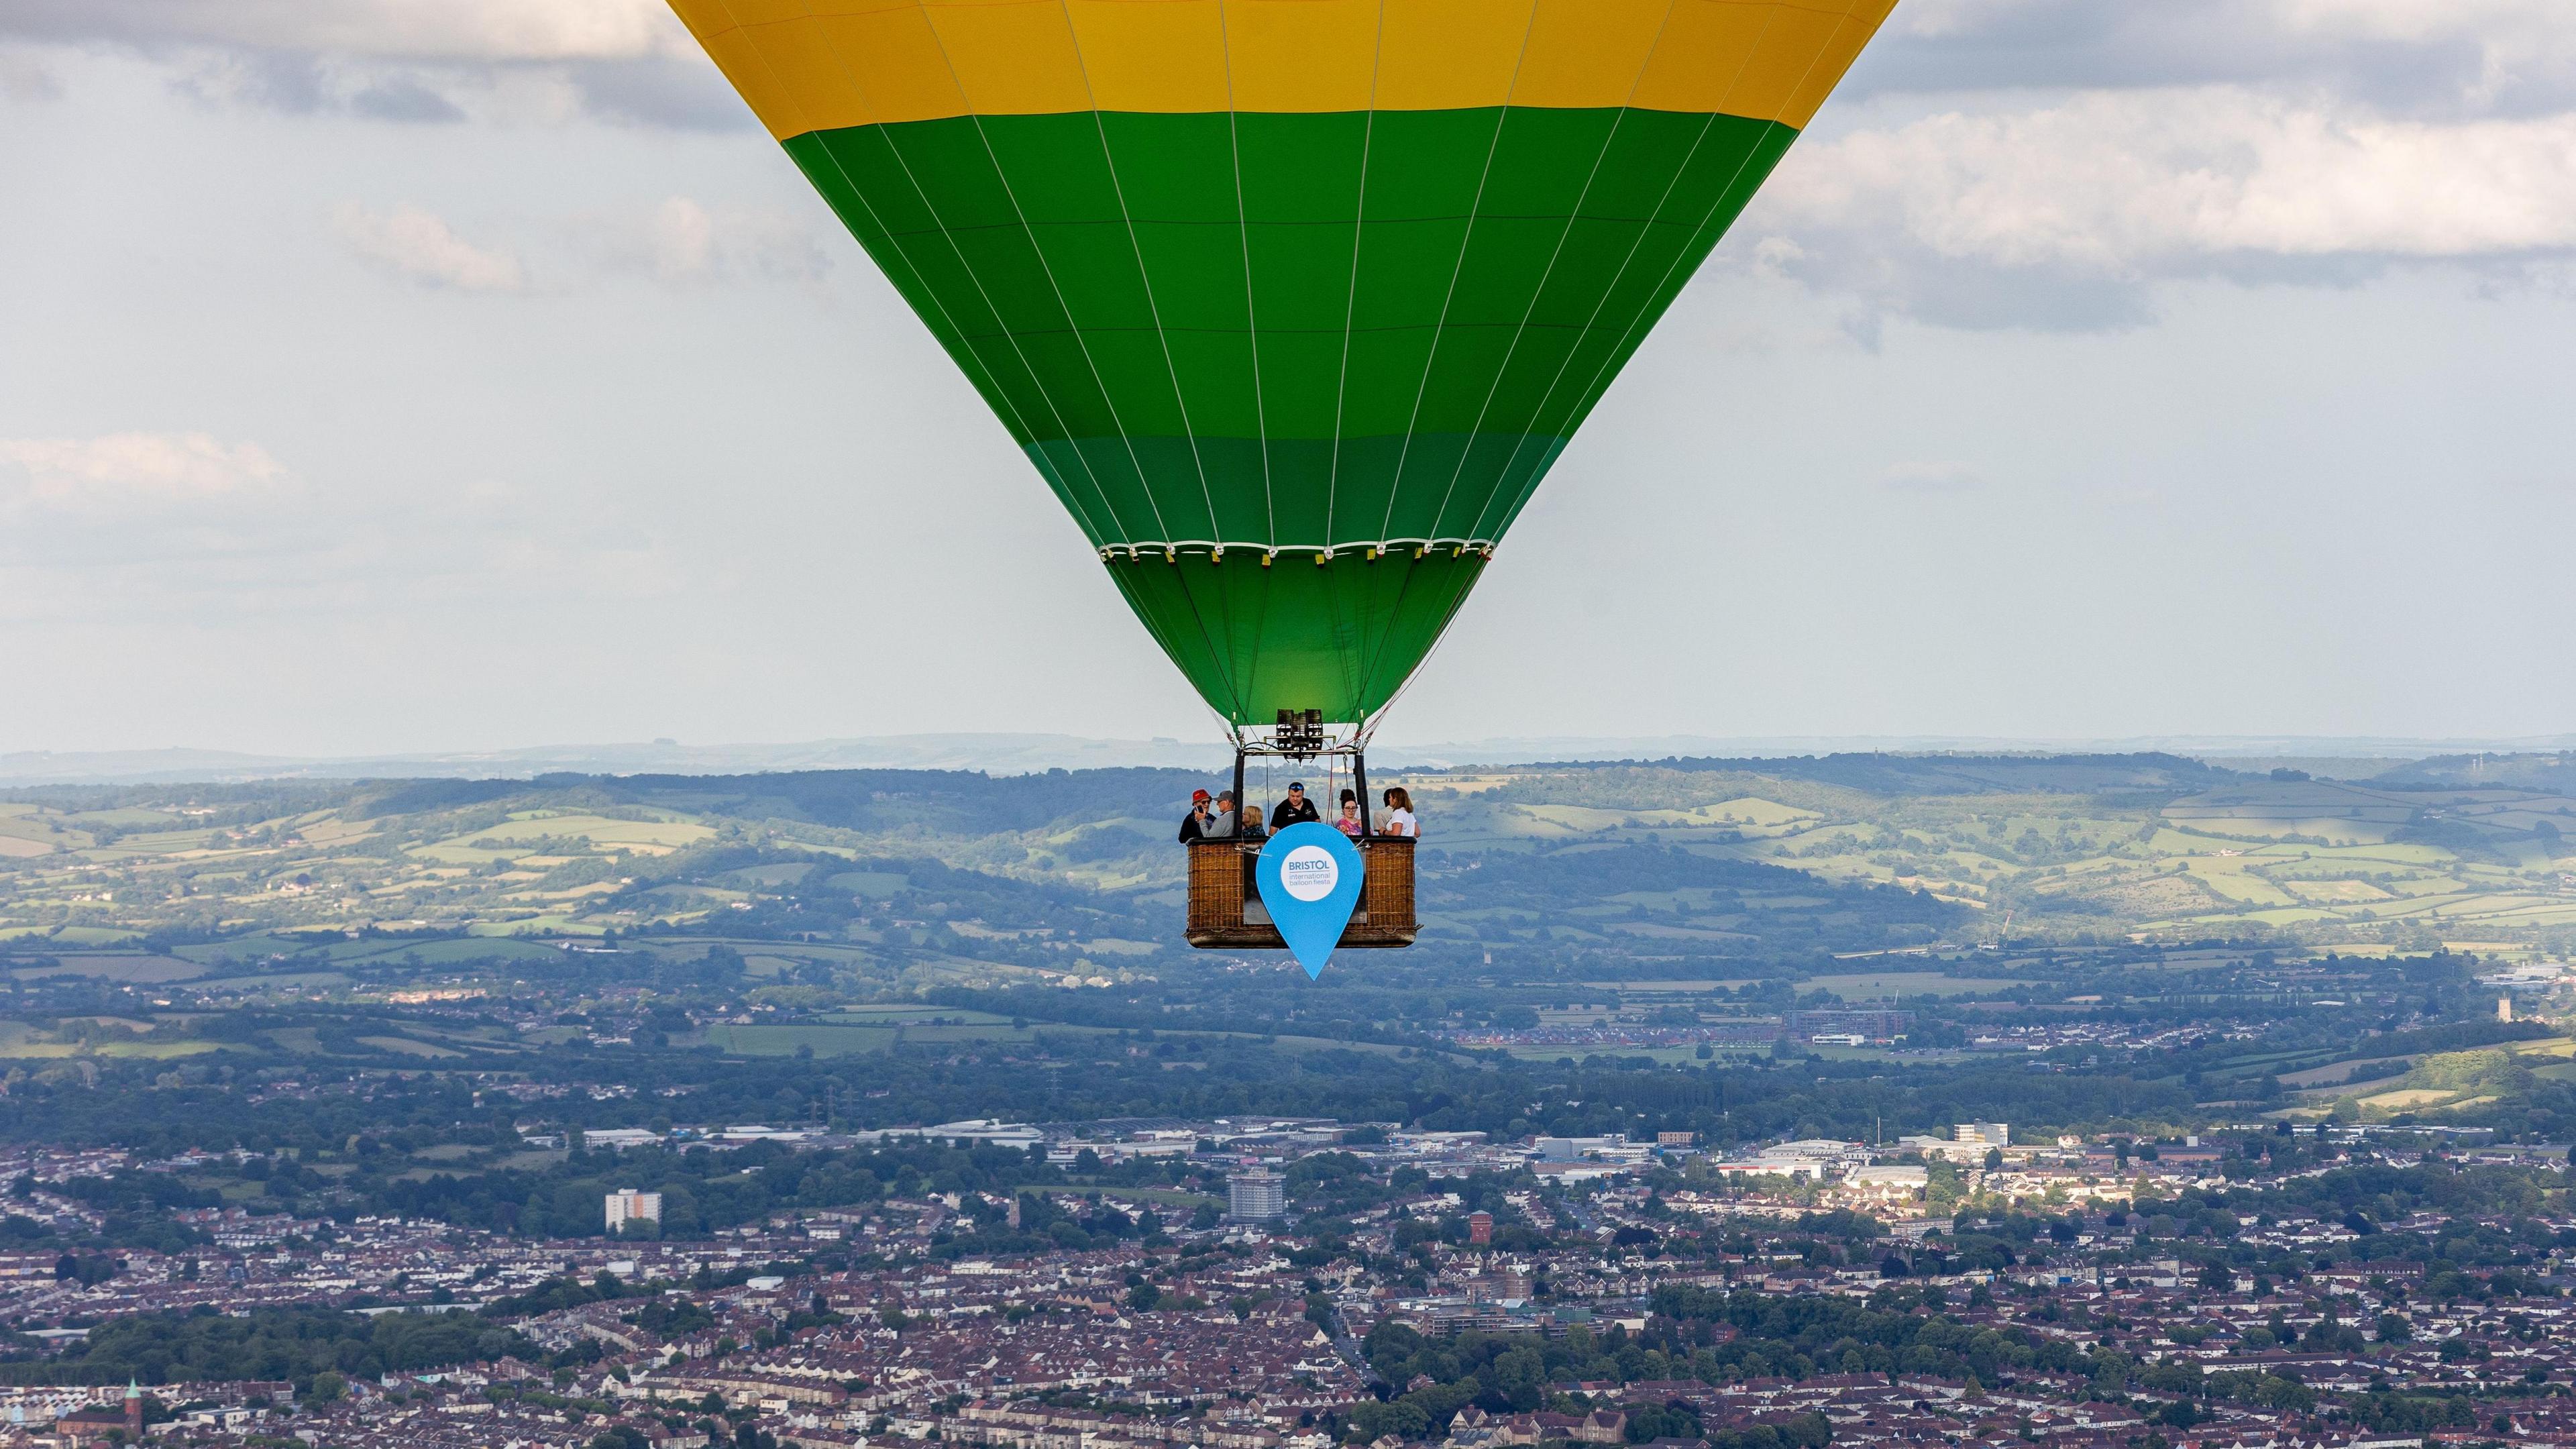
left=1177, top=788, right=1216, bottom=843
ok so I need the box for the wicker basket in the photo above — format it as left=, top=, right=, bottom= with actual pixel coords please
left=1184, top=838, right=1416, bottom=949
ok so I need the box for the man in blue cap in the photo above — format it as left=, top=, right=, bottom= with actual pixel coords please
left=1269, top=780, right=1321, bottom=832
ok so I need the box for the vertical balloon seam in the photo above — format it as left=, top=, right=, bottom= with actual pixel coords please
left=1214, top=5, right=1281, bottom=551
left=1593, top=14, right=1866, bottom=433
left=1432, top=113, right=1669, bottom=539
left=1057, top=9, right=1233, bottom=552
left=1371, top=5, right=1542, bottom=547
left=790, top=107, right=1822, bottom=555
left=1456, top=107, right=1739, bottom=547
left=1320, top=5, right=1390, bottom=555
left=1436, top=0, right=1711, bottom=545
left=818, top=74, right=1141, bottom=545
left=908, top=17, right=1183, bottom=552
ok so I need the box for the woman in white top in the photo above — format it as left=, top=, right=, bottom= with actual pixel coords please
left=1378, top=786, right=1419, bottom=839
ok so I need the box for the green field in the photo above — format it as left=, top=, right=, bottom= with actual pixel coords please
left=13, top=954, right=206, bottom=982
left=1393, top=763, right=2576, bottom=949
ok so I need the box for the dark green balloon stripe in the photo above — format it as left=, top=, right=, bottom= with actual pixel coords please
left=1104, top=550, right=1488, bottom=725
left=785, top=103, right=1787, bottom=552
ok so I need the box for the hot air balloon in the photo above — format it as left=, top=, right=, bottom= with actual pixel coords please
left=666, top=0, right=1895, bottom=951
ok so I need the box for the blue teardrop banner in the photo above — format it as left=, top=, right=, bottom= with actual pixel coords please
left=1255, top=822, right=1364, bottom=979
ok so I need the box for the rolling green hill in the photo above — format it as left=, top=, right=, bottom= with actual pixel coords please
left=6, top=753, right=2576, bottom=974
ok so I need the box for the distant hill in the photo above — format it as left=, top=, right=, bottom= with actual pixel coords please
left=1567, top=751, right=2244, bottom=797
left=18, top=734, right=2576, bottom=785
left=2371, top=752, right=2576, bottom=794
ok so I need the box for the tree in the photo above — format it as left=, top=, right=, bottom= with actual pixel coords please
left=1347, top=1401, right=1428, bottom=1441
left=1489, top=1346, right=1546, bottom=1412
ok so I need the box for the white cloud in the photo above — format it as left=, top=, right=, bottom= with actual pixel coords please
left=0, top=433, right=316, bottom=584
left=333, top=203, right=527, bottom=292
left=1, top=1, right=741, bottom=128
left=0, top=435, right=682, bottom=624
left=647, top=195, right=717, bottom=282
left=1776, top=90, right=2576, bottom=272
left=1, top=0, right=688, bottom=63
left=580, top=197, right=833, bottom=287
left=0, top=433, right=288, bottom=515
left=1743, top=86, right=2576, bottom=329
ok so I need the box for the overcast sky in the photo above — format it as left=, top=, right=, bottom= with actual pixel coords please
left=5, top=1, right=2575, bottom=757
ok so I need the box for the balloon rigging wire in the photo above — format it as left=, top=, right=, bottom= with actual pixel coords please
left=1320, top=0, right=1391, bottom=553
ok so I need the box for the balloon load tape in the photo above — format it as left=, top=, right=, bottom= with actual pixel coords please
left=1096, top=542, right=1498, bottom=564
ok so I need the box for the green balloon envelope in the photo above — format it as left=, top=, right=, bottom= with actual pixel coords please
left=667, top=1, right=1896, bottom=725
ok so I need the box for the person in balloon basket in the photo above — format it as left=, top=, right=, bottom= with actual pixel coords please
left=1179, top=790, right=1244, bottom=844
left=1271, top=781, right=1322, bottom=832
left=1379, top=787, right=1419, bottom=839
left=1333, top=789, right=1366, bottom=839
left=1177, top=790, right=1215, bottom=843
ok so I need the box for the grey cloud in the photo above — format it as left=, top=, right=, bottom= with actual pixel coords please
left=566, top=56, right=755, bottom=133
left=0, top=49, right=63, bottom=101
left=170, top=46, right=329, bottom=113
left=350, top=74, right=466, bottom=124
left=1776, top=248, right=2158, bottom=336
left=1847, top=0, right=2576, bottom=121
